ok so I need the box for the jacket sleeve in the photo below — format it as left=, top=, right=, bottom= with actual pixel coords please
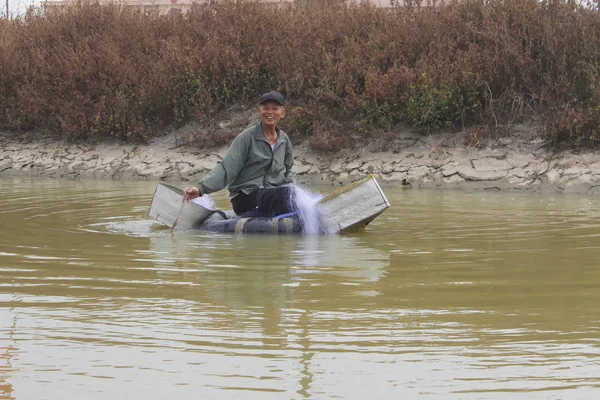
left=284, top=138, right=294, bottom=183
left=198, top=134, right=248, bottom=195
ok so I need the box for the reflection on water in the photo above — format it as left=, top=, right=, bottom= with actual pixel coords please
left=0, top=177, right=599, bottom=399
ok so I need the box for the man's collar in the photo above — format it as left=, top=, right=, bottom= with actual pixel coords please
left=254, top=123, right=285, bottom=144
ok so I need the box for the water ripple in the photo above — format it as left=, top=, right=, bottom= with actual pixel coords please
left=1, top=179, right=600, bottom=399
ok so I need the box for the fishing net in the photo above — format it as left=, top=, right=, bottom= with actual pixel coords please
left=236, top=184, right=326, bottom=234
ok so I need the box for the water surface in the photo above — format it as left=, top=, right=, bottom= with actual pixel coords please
left=1, top=178, right=599, bottom=399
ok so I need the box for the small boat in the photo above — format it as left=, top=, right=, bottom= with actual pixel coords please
left=148, top=175, right=390, bottom=234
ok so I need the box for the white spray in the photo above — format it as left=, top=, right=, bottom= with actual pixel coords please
left=291, top=185, right=324, bottom=235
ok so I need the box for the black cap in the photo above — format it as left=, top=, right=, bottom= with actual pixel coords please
left=259, top=91, right=285, bottom=106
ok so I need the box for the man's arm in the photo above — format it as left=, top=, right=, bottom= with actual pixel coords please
left=284, top=138, right=294, bottom=184
left=197, top=134, right=249, bottom=195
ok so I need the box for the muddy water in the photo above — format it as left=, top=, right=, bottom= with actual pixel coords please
left=1, top=177, right=599, bottom=400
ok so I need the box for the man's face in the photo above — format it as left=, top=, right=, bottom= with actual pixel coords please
left=258, top=101, right=286, bottom=127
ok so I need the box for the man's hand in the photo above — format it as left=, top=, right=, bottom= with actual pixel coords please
left=183, top=186, right=201, bottom=202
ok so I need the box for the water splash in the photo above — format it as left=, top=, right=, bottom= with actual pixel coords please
left=291, top=185, right=324, bottom=235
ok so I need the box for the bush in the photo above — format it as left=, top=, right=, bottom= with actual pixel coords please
left=1, top=0, right=600, bottom=149
left=406, top=81, right=480, bottom=132
left=285, top=106, right=315, bottom=139
left=359, top=100, right=400, bottom=131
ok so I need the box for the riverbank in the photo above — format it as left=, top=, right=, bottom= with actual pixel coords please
left=2, top=124, right=600, bottom=195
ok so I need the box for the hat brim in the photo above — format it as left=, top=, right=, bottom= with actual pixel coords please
left=259, top=99, right=285, bottom=106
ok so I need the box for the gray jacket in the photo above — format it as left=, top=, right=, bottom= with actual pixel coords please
left=197, top=123, right=294, bottom=197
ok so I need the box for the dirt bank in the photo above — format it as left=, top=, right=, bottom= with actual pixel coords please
left=1, top=125, right=600, bottom=195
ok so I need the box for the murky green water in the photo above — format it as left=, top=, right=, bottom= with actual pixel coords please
left=1, top=177, right=599, bottom=399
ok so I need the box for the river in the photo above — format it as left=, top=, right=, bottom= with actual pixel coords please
left=1, top=177, right=599, bottom=399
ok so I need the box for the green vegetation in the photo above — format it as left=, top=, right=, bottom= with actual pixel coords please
left=406, top=81, right=479, bottom=132
left=1, top=0, right=600, bottom=151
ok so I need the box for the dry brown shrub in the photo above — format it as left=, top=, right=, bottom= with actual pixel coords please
left=1, top=0, right=600, bottom=149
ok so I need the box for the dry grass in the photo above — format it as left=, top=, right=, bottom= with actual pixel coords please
left=1, top=0, right=600, bottom=150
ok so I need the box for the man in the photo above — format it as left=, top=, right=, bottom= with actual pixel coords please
left=183, top=91, right=294, bottom=216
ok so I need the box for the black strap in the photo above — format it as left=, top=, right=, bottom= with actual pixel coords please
left=212, top=210, right=229, bottom=220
